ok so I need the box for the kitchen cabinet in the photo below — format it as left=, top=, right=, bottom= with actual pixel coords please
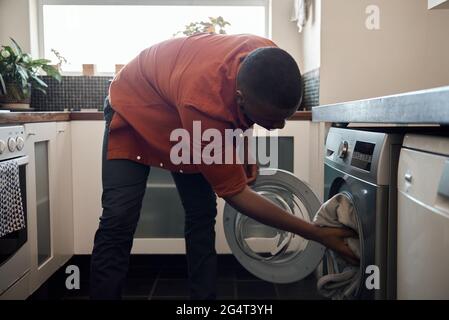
left=25, top=121, right=75, bottom=294
left=428, top=0, right=449, bottom=9
left=71, top=120, right=104, bottom=254
left=54, top=122, right=74, bottom=266
left=0, top=273, right=30, bottom=300
left=133, top=167, right=186, bottom=254
left=25, top=122, right=60, bottom=293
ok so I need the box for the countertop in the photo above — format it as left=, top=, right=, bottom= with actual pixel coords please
left=0, top=110, right=312, bottom=125
left=312, top=86, right=449, bottom=125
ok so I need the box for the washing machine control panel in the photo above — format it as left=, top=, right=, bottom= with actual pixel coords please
left=351, top=141, right=376, bottom=171
left=326, top=127, right=404, bottom=186
left=337, top=140, right=349, bottom=159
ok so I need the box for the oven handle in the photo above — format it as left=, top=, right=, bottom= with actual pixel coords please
left=14, top=155, right=29, bottom=166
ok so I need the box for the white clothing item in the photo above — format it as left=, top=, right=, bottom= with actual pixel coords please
left=313, top=192, right=361, bottom=300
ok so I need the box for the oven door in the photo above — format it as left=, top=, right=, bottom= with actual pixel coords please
left=0, top=155, right=30, bottom=295
left=223, top=169, right=325, bottom=284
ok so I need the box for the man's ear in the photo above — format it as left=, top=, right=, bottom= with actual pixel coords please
left=236, top=90, right=245, bottom=107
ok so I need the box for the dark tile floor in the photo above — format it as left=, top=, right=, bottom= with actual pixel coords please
left=28, top=255, right=324, bottom=300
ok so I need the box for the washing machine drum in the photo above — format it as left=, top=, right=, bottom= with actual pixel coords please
left=223, top=168, right=326, bottom=284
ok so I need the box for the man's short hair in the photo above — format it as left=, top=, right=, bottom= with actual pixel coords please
left=237, top=47, right=303, bottom=110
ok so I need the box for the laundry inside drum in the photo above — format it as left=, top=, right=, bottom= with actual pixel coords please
left=234, top=185, right=311, bottom=263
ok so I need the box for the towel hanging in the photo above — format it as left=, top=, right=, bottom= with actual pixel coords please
left=291, top=0, right=308, bottom=33
left=0, top=159, right=26, bottom=238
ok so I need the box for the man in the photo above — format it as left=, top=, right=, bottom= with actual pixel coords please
left=90, top=33, right=357, bottom=300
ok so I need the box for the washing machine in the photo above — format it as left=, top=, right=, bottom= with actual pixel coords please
left=397, top=134, right=449, bottom=299
left=223, top=127, right=402, bottom=300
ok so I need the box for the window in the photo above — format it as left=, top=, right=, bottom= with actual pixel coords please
left=39, top=0, right=269, bottom=74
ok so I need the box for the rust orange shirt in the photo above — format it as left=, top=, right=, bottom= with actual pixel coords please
left=108, top=33, right=276, bottom=198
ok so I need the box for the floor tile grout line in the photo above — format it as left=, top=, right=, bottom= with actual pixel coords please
left=233, top=269, right=238, bottom=300
left=273, top=284, right=281, bottom=300
left=148, top=270, right=161, bottom=300
left=151, top=296, right=190, bottom=300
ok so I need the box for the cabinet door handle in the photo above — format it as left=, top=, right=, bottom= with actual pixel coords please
left=27, top=132, right=36, bottom=136
left=404, top=172, right=413, bottom=183
left=58, top=130, right=65, bottom=133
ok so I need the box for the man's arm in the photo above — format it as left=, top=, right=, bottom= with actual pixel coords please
left=225, top=185, right=359, bottom=264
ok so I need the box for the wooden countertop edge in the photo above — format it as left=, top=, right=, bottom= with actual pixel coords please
left=289, top=111, right=312, bottom=121
left=0, top=111, right=312, bottom=124
left=0, top=112, right=71, bottom=124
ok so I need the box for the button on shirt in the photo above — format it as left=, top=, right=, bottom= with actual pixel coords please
left=107, top=33, right=276, bottom=198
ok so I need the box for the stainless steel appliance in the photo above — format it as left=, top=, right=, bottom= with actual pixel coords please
left=223, top=127, right=402, bottom=300
left=0, top=125, right=30, bottom=297
left=322, top=127, right=402, bottom=299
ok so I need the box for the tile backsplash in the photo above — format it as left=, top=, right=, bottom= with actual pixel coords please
left=300, top=68, right=320, bottom=111
left=31, top=76, right=112, bottom=111
left=32, top=69, right=320, bottom=112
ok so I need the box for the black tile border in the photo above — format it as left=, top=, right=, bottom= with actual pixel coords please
left=300, top=68, right=320, bottom=111
left=31, top=76, right=112, bottom=111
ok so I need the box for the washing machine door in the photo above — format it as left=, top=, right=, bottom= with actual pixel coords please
left=223, top=169, right=326, bottom=284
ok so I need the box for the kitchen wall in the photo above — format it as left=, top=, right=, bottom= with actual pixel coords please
left=272, top=0, right=321, bottom=110
left=272, top=0, right=321, bottom=74
left=320, top=0, right=449, bottom=105
left=271, top=0, right=303, bottom=69
left=0, top=0, right=39, bottom=56
left=296, top=0, right=321, bottom=74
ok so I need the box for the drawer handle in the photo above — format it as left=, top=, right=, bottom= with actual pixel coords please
left=404, top=172, right=413, bottom=183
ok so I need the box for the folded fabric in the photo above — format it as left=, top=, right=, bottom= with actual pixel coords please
left=0, top=159, right=26, bottom=238
left=313, top=192, right=361, bottom=300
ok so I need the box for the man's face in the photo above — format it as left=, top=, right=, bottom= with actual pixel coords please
left=236, top=90, right=296, bottom=130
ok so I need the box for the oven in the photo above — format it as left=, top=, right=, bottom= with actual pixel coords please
left=0, top=125, right=30, bottom=297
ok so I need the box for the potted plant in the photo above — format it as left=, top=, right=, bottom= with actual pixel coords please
left=0, top=37, right=62, bottom=110
left=174, top=16, right=231, bottom=37
left=50, top=48, right=68, bottom=72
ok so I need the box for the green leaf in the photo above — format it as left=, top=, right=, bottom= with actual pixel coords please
left=30, top=58, right=52, bottom=66
left=0, top=73, right=6, bottom=95
left=15, top=65, right=29, bottom=88
left=42, top=64, right=62, bottom=82
left=30, top=74, right=48, bottom=89
left=8, top=84, right=23, bottom=100
left=33, top=86, right=47, bottom=95
left=9, top=37, right=23, bottom=56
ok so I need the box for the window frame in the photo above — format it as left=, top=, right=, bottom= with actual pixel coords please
left=37, top=0, right=271, bottom=75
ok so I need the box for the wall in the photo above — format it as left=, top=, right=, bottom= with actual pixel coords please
left=297, top=0, right=321, bottom=73
left=271, top=0, right=303, bottom=68
left=271, top=0, right=321, bottom=74
left=0, top=0, right=39, bottom=56
left=320, top=0, right=449, bottom=105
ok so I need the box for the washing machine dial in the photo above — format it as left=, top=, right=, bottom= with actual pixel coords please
left=338, top=140, right=349, bottom=159
left=0, top=140, right=6, bottom=154
left=8, top=137, right=16, bottom=152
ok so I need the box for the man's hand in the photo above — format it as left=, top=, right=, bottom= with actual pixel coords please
left=245, top=163, right=258, bottom=185
left=314, top=226, right=360, bottom=265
